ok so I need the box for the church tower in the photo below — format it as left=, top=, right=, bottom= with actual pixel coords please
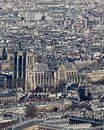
left=13, top=50, right=36, bottom=91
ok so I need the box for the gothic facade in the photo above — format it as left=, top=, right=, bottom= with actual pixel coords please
left=13, top=51, right=82, bottom=91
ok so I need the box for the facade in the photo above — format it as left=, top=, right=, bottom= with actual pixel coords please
left=0, top=92, right=17, bottom=104
left=13, top=51, right=82, bottom=91
left=33, top=63, right=54, bottom=90
left=8, top=118, right=44, bottom=130
left=84, top=69, right=104, bottom=82
left=55, top=63, right=81, bottom=84
left=8, top=118, right=94, bottom=130
left=13, top=51, right=36, bottom=91
left=32, top=62, right=82, bottom=91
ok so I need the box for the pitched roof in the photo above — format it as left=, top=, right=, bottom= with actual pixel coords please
left=33, top=63, right=49, bottom=72
left=59, top=62, right=77, bottom=70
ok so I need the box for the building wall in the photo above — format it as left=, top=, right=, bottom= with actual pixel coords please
left=23, top=125, right=39, bottom=130
left=13, top=51, right=83, bottom=91
left=0, top=96, right=16, bottom=104
left=32, top=71, right=54, bottom=90
left=38, top=125, right=61, bottom=130
left=85, top=70, right=104, bottom=82
left=13, top=51, right=36, bottom=91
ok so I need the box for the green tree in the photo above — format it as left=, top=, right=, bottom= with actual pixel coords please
left=26, top=104, right=37, bottom=118
left=2, top=48, right=7, bottom=60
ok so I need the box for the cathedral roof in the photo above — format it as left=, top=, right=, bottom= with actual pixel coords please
left=33, top=63, right=49, bottom=72
left=58, top=62, right=77, bottom=71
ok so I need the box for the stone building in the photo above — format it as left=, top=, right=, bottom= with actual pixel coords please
left=32, top=63, right=54, bottom=90
left=56, top=62, right=78, bottom=83
left=0, top=91, right=17, bottom=104
left=32, top=62, right=82, bottom=91
left=13, top=50, right=36, bottom=91
left=13, top=51, right=82, bottom=91
left=83, top=69, right=104, bottom=82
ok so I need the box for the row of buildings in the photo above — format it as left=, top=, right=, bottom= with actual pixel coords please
left=0, top=0, right=104, bottom=129
left=8, top=117, right=103, bottom=130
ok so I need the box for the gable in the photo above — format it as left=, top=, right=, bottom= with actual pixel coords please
left=58, top=64, right=66, bottom=71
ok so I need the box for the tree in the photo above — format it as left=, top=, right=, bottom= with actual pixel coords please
left=2, top=48, right=7, bottom=60
left=78, top=86, right=92, bottom=101
left=26, top=104, right=37, bottom=118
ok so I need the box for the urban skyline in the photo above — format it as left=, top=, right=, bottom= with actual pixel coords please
left=0, top=0, right=104, bottom=130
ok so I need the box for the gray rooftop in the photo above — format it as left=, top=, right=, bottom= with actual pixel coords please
left=33, top=63, right=49, bottom=72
